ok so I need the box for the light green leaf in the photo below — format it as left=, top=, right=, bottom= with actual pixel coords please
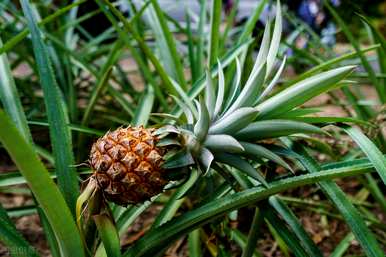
left=210, top=107, right=259, bottom=134
left=94, top=214, right=121, bottom=257
left=236, top=120, right=325, bottom=140
left=0, top=37, right=32, bottom=143
left=205, top=69, right=216, bottom=119
left=266, top=1, right=282, bottom=74
left=214, top=60, right=225, bottom=118
left=0, top=110, right=85, bottom=257
left=199, top=148, right=214, bottom=174
left=205, top=134, right=244, bottom=153
left=256, top=66, right=355, bottom=119
left=343, top=126, right=386, bottom=185
left=216, top=153, right=267, bottom=186
left=225, top=63, right=267, bottom=115
left=240, top=142, right=292, bottom=171
left=132, top=86, right=155, bottom=127
left=194, top=98, right=210, bottom=141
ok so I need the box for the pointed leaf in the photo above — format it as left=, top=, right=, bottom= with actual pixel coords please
left=94, top=214, right=121, bottom=257
left=163, top=150, right=194, bottom=169
left=194, top=98, right=210, bottom=141
left=170, top=78, right=198, bottom=118
left=295, top=146, right=385, bottom=257
left=0, top=110, right=85, bottom=257
left=226, top=63, right=267, bottom=115
left=343, top=126, right=386, bottom=185
left=216, top=153, right=268, bottom=186
left=266, top=1, right=282, bottom=74
left=256, top=66, right=355, bottom=119
left=205, top=69, right=216, bottom=119
left=256, top=56, right=286, bottom=104
left=205, top=134, right=244, bottom=153
left=254, top=19, right=271, bottom=71
left=236, top=120, right=325, bottom=140
left=20, top=0, right=78, bottom=213
left=199, top=148, right=214, bottom=174
left=210, top=107, right=259, bottom=134
left=240, top=142, right=292, bottom=171
left=171, top=95, right=194, bottom=124
left=214, top=60, right=225, bottom=118
left=0, top=37, right=32, bottom=143
left=132, top=86, right=154, bottom=127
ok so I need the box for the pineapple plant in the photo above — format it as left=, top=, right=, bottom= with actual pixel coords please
left=81, top=3, right=355, bottom=209
left=2, top=0, right=385, bottom=256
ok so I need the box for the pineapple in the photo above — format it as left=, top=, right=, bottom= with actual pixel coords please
left=89, top=126, right=166, bottom=205
left=81, top=3, right=354, bottom=208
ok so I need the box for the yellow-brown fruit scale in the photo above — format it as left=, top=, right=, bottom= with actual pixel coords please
left=89, top=126, right=166, bottom=205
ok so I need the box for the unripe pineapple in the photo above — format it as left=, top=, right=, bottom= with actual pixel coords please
left=89, top=126, right=166, bottom=205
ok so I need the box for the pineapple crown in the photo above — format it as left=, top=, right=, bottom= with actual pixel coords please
left=155, top=3, right=354, bottom=187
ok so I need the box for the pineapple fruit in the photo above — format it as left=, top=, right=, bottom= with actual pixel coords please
left=82, top=3, right=354, bottom=207
left=89, top=126, right=166, bottom=205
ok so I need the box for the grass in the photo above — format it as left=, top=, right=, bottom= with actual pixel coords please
left=0, top=1, right=385, bottom=257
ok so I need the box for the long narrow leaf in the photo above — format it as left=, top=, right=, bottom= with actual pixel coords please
left=20, top=0, right=79, bottom=212
left=0, top=203, right=39, bottom=257
left=0, top=110, right=85, bottom=257
left=0, top=37, right=32, bottom=142
left=343, top=126, right=386, bottom=185
left=294, top=146, right=384, bottom=257
left=123, top=162, right=373, bottom=257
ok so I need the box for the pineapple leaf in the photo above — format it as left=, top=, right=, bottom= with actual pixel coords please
left=266, top=0, right=282, bottom=75
left=223, top=57, right=242, bottom=113
left=256, top=56, right=287, bottom=104
left=132, top=86, right=154, bottom=127
left=255, top=66, right=355, bottom=119
left=225, top=63, right=267, bottom=116
left=0, top=109, right=85, bottom=257
left=157, top=138, right=181, bottom=147
left=170, top=78, right=198, bottom=118
left=236, top=120, right=326, bottom=141
left=0, top=203, right=40, bottom=257
left=194, top=98, right=210, bottom=142
left=240, top=142, right=293, bottom=172
left=163, top=150, right=195, bottom=169
left=0, top=37, right=32, bottom=143
left=205, top=135, right=244, bottom=153
left=94, top=214, right=121, bottom=257
left=254, top=19, right=271, bottom=72
left=215, top=153, right=268, bottom=187
left=171, top=95, right=195, bottom=124
left=154, top=125, right=180, bottom=136
left=20, top=0, right=78, bottom=212
left=210, top=107, right=259, bottom=135
left=199, top=148, right=214, bottom=174
left=175, top=168, right=200, bottom=200
left=124, top=165, right=374, bottom=256
left=205, top=69, right=216, bottom=120
left=343, top=126, right=386, bottom=185
left=214, top=60, right=225, bottom=118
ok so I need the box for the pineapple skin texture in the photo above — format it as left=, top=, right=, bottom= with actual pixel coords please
left=89, top=126, right=166, bottom=205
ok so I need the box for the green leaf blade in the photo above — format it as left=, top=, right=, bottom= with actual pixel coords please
left=20, top=0, right=79, bottom=212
